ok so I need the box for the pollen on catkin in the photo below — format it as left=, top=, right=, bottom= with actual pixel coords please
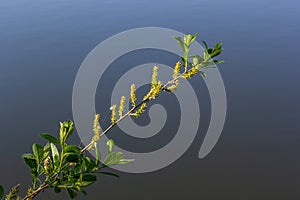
left=150, top=81, right=162, bottom=99
left=92, top=114, right=101, bottom=142
left=118, top=96, right=126, bottom=118
left=151, top=66, right=158, bottom=87
left=173, top=61, right=181, bottom=78
left=43, top=156, right=52, bottom=175
left=130, top=84, right=137, bottom=107
left=131, top=102, right=147, bottom=117
left=110, top=104, right=117, bottom=124
left=143, top=81, right=162, bottom=100
left=143, top=66, right=162, bottom=100
left=182, top=66, right=199, bottom=79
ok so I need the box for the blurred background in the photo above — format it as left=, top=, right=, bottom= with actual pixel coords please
left=0, top=0, right=299, bottom=199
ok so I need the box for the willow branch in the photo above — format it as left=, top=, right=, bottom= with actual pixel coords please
left=81, top=66, right=193, bottom=152
left=21, top=62, right=205, bottom=200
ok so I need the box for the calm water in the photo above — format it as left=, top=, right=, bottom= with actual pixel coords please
left=1, top=0, right=300, bottom=199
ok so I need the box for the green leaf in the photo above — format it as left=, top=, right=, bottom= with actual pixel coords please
left=22, top=153, right=36, bottom=160
left=82, top=157, right=97, bottom=172
left=63, top=145, right=81, bottom=153
left=0, top=185, right=4, bottom=199
left=59, top=121, right=74, bottom=146
left=190, top=33, right=198, bottom=44
left=22, top=154, right=38, bottom=183
left=191, top=55, right=204, bottom=66
left=184, top=33, right=198, bottom=48
left=66, top=188, right=78, bottom=199
left=22, top=154, right=37, bottom=171
left=76, top=174, right=97, bottom=187
left=65, top=121, right=74, bottom=140
left=82, top=174, right=97, bottom=182
left=50, top=143, right=60, bottom=167
left=183, top=33, right=198, bottom=50
left=32, top=143, right=44, bottom=164
left=213, top=59, right=224, bottom=65
left=97, top=172, right=120, bottom=178
left=118, top=159, right=135, bottom=165
left=183, top=34, right=191, bottom=46
left=64, top=153, right=80, bottom=163
left=174, top=36, right=185, bottom=53
left=43, top=142, right=51, bottom=152
left=40, top=133, right=59, bottom=144
left=103, top=152, right=124, bottom=166
left=202, top=40, right=209, bottom=50
left=203, top=42, right=223, bottom=59
left=106, top=139, right=114, bottom=153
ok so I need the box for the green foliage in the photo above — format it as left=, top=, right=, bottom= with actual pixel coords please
left=103, top=140, right=134, bottom=166
left=0, top=32, right=223, bottom=200
left=175, top=33, right=223, bottom=78
left=15, top=119, right=133, bottom=200
left=174, top=33, right=198, bottom=71
left=59, top=121, right=74, bottom=147
left=40, top=133, right=59, bottom=144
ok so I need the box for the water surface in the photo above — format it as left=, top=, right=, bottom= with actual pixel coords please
left=0, top=0, right=299, bottom=199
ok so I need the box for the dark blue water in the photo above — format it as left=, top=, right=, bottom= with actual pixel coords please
left=1, top=0, right=300, bottom=199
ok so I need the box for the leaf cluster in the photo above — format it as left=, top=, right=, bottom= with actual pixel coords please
left=3, top=120, right=132, bottom=200
left=175, top=33, right=224, bottom=78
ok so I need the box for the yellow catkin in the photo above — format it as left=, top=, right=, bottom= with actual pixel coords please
left=144, top=66, right=162, bottom=100
left=92, top=114, right=101, bottom=142
left=143, top=82, right=162, bottom=100
left=182, top=66, right=199, bottom=79
left=151, top=66, right=158, bottom=87
left=111, top=105, right=117, bottom=124
left=130, top=84, right=137, bottom=107
left=173, top=61, right=181, bottom=78
left=165, top=62, right=181, bottom=92
left=150, top=81, right=162, bottom=99
left=132, top=102, right=147, bottom=117
left=118, top=96, right=126, bottom=118
left=43, top=156, right=51, bottom=175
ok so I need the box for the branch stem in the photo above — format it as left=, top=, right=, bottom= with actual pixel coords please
left=21, top=62, right=197, bottom=200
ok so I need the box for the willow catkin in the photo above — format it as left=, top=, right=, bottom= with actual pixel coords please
left=173, top=61, right=181, bottom=78
left=92, top=114, right=100, bottom=142
left=110, top=105, right=117, bottom=124
left=130, top=84, right=137, bottom=107
left=131, top=102, right=147, bottom=117
left=151, top=66, right=158, bottom=87
left=118, top=96, right=126, bottom=118
left=43, top=156, right=52, bottom=175
left=182, top=66, right=199, bottom=79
